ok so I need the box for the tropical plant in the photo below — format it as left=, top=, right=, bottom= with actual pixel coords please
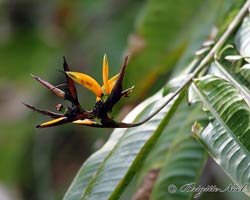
left=26, top=0, right=250, bottom=199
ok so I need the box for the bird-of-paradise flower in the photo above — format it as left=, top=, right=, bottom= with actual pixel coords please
left=66, top=54, right=120, bottom=101
left=23, top=55, right=141, bottom=128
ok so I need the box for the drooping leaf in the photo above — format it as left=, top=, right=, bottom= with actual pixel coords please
left=142, top=101, right=208, bottom=200
left=63, top=90, right=162, bottom=200
left=151, top=136, right=207, bottom=200
left=132, top=101, right=207, bottom=200
left=141, top=101, right=207, bottom=170
left=118, top=83, right=205, bottom=200
left=81, top=92, right=184, bottom=200
left=192, top=75, right=250, bottom=197
left=63, top=73, right=189, bottom=199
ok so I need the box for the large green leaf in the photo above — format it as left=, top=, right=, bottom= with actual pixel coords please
left=151, top=136, right=207, bottom=200
left=142, top=102, right=205, bottom=168
left=192, top=75, right=250, bottom=196
left=64, top=78, right=187, bottom=199
left=63, top=91, right=163, bottom=200
left=116, top=82, right=206, bottom=200
left=81, top=93, right=184, bottom=200
left=147, top=101, right=207, bottom=200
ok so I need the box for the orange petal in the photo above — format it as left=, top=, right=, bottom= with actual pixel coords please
left=37, top=117, right=67, bottom=128
left=66, top=71, right=103, bottom=97
left=72, top=119, right=95, bottom=125
left=102, top=54, right=110, bottom=94
left=96, top=73, right=120, bottom=101
left=107, top=73, right=120, bottom=92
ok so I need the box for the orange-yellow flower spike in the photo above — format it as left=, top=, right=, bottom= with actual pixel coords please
left=103, top=54, right=110, bottom=94
left=72, top=119, right=95, bottom=125
left=96, top=73, right=120, bottom=102
left=108, top=73, right=119, bottom=92
left=66, top=71, right=103, bottom=97
left=37, top=117, right=67, bottom=128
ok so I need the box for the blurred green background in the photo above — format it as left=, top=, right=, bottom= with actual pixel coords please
left=0, top=1, right=144, bottom=199
left=0, top=0, right=248, bottom=200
